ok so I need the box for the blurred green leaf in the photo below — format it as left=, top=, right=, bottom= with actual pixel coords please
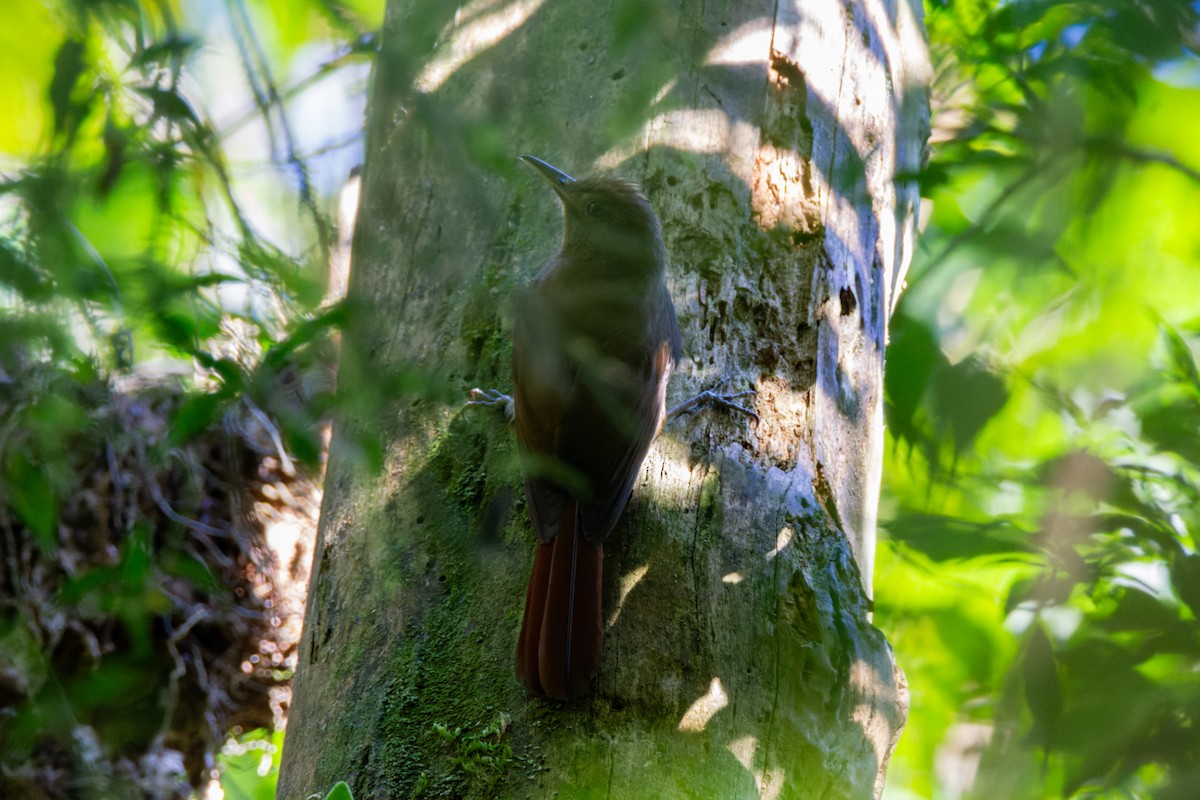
left=1005, top=573, right=1075, bottom=614
left=1021, top=623, right=1062, bottom=749
left=219, top=729, right=283, bottom=800
left=0, top=239, right=52, bottom=301
left=129, top=35, right=199, bottom=69
left=169, top=391, right=226, bottom=447
left=882, top=1, right=1200, bottom=796
left=161, top=550, right=222, bottom=594
left=885, top=513, right=1031, bottom=561
left=3, top=451, right=59, bottom=553
left=1169, top=553, right=1200, bottom=620
left=929, top=356, right=1009, bottom=456
left=1096, top=585, right=1183, bottom=641
left=884, top=314, right=944, bottom=444
left=1160, top=322, right=1200, bottom=392
left=49, top=38, right=87, bottom=137
left=1137, top=395, right=1200, bottom=466
left=612, top=0, right=661, bottom=51
left=133, top=85, right=202, bottom=128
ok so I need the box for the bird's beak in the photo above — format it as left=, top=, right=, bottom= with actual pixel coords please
left=519, top=154, right=576, bottom=201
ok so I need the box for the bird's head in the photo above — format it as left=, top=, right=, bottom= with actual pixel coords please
left=519, top=154, right=666, bottom=276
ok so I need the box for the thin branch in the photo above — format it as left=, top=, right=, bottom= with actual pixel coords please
left=227, top=0, right=334, bottom=261
left=1084, top=137, right=1200, bottom=184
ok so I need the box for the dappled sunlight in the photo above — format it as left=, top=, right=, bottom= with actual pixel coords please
left=414, top=0, right=548, bottom=93
left=766, top=525, right=794, bottom=560
left=704, top=19, right=774, bottom=68
left=646, top=434, right=707, bottom=509
left=727, top=735, right=786, bottom=800
left=596, top=108, right=747, bottom=171
left=849, top=658, right=902, bottom=783
left=607, top=562, right=650, bottom=629
left=677, top=676, right=729, bottom=732
left=589, top=22, right=773, bottom=184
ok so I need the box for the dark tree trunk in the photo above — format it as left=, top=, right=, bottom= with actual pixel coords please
left=279, top=1, right=929, bottom=797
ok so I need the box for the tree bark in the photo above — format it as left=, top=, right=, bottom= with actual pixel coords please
left=279, top=1, right=929, bottom=798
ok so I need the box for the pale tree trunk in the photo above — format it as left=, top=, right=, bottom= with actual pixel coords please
left=278, top=1, right=929, bottom=798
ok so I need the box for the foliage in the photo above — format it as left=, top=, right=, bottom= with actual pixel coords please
left=219, top=728, right=285, bottom=800
left=323, top=780, right=356, bottom=800
left=0, top=0, right=379, bottom=795
left=879, top=0, right=1200, bottom=797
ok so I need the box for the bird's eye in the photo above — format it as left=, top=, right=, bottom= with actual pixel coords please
left=586, top=201, right=605, bottom=217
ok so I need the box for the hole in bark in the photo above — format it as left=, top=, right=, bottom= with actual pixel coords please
left=789, top=229, right=820, bottom=247
left=610, top=68, right=625, bottom=80
left=839, top=286, right=857, bottom=317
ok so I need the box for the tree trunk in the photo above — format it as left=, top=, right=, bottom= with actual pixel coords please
left=278, top=1, right=929, bottom=798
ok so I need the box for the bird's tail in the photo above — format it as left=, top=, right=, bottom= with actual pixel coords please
left=515, top=500, right=603, bottom=700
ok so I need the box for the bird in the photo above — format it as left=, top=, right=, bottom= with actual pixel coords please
left=511, top=154, right=680, bottom=700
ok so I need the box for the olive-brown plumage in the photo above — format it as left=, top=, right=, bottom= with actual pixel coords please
left=512, top=155, right=680, bottom=699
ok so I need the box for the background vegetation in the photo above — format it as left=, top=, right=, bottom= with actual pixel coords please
left=0, top=0, right=379, bottom=797
left=879, top=1, right=1200, bottom=797
left=0, top=0, right=1197, bottom=798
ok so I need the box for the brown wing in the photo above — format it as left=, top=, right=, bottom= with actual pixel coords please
left=513, top=279, right=679, bottom=546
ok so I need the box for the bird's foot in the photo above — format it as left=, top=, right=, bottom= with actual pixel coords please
left=667, top=389, right=758, bottom=424
left=467, top=387, right=515, bottom=420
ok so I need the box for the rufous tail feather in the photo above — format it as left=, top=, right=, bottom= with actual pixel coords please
left=515, top=500, right=603, bottom=700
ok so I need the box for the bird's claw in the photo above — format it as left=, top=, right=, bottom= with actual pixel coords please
left=467, top=387, right=515, bottom=419
left=667, top=389, right=759, bottom=424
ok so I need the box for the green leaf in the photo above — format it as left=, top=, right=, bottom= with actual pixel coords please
left=133, top=85, right=202, bottom=128
left=1138, top=395, right=1200, bottom=466
left=1097, top=585, right=1182, bottom=639
left=3, top=451, right=59, bottom=553
left=1022, top=622, right=1062, bottom=749
left=1005, top=573, right=1075, bottom=615
left=0, top=239, right=52, bottom=301
left=168, top=391, right=225, bottom=446
left=884, top=513, right=1032, bottom=561
left=884, top=314, right=944, bottom=441
left=324, top=781, right=354, bottom=800
left=129, top=35, right=199, bottom=69
left=1170, top=553, right=1200, bottom=620
left=929, top=356, right=1009, bottom=455
left=219, top=729, right=282, bottom=800
left=192, top=352, right=246, bottom=391
left=612, top=0, right=659, bottom=50
left=160, top=551, right=222, bottom=594
left=48, top=38, right=87, bottom=136
left=1160, top=322, right=1200, bottom=392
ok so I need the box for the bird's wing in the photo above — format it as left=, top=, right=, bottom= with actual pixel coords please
left=515, top=280, right=679, bottom=546
left=569, top=334, right=674, bottom=543
left=513, top=285, right=576, bottom=545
